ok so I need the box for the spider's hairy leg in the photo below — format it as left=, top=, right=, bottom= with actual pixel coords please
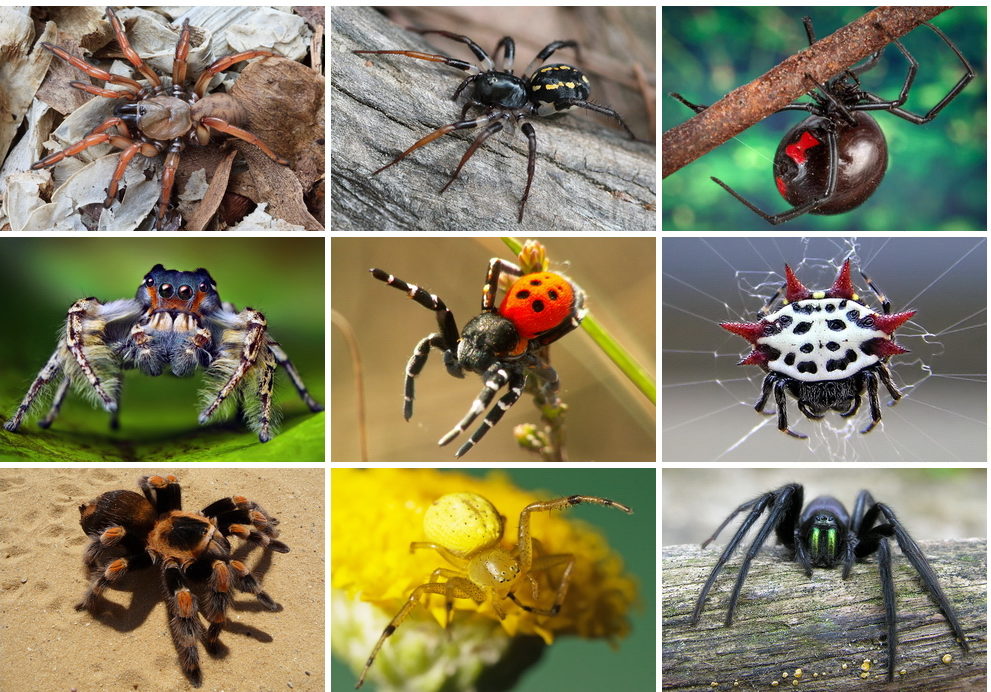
left=139, top=475, right=183, bottom=512
left=3, top=351, right=63, bottom=432
left=201, top=495, right=291, bottom=553
left=161, top=559, right=205, bottom=686
left=199, top=307, right=272, bottom=440
left=228, top=559, right=280, bottom=611
left=267, top=341, right=324, bottom=413
left=76, top=549, right=151, bottom=611
left=37, top=375, right=71, bottom=429
left=516, top=496, right=632, bottom=573
left=104, top=7, right=161, bottom=87
left=192, top=49, right=278, bottom=98
left=692, top=484, right=801, bottom=626
left=356, top=579, right=484, bottom=689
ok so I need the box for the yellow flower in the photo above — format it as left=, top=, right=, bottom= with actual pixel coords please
left=331, top=468, right=637, bottom=689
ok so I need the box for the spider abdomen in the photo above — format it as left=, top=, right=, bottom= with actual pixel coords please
left=529, top=64, right=590, bottom=116
left=774, top=112, right=888, bottom=215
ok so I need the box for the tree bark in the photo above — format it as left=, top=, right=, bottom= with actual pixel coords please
left=662, top=6, right=951, bottom=178
left=663, top=540, right=986, bottom=691
left=332, top=6, right=656, bottom=232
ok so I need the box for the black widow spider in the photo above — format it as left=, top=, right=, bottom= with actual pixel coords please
left=693, top=483, right=969, bottom=681
left=671, top=17, right=974, bottom=224
left=354, top=30, right=638, bottom=222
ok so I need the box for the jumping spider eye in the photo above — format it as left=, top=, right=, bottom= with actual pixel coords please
left=76, top=475, right=289, bottom=687
left=356, top=491, right=633, bottom=688
left=3, top=264, right=323, bottom=442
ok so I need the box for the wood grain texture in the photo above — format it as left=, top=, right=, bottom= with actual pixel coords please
left=331, top=6, right=656, bottom=232
left=662, top=541, right=986, bottom=690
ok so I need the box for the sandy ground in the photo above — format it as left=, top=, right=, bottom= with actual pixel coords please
left=0, top=468, right=324, bottom=692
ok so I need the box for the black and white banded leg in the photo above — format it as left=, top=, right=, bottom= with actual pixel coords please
left=448, top=367, right=527, bottom=458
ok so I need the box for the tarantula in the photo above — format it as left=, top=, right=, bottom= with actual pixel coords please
left=3, top=264, right=322, bottom=442
left=33, top=7, right=288, bottom=230
left=76, top=475, right=289, bottom=686
left=693, top=483, right=969, bottom=681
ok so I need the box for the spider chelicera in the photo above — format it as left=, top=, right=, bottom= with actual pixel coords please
left=721, top=260, right=915, bottom=438
left=371, top=256, right=585, bottom=458
left=356, top=491, right=633, bottom=688
left=692, top=483, right=969, bottom=681
left=671, top=16, right=974, bottom=224
left=354, top=30, right=638, bottom=222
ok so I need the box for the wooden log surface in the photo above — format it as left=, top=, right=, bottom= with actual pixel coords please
left=663, top=541, right=986, bottom=691
left=331, top=6, right=656, bottom=232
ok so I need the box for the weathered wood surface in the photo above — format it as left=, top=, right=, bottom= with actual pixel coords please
left=331, top=6, right=656, bottom=232
left=663, top=541, right=986, bottom=691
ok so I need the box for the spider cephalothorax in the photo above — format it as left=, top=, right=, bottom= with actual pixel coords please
left=3, top=264, right=322, bottom=442
left=693, top=483, right=969, bottom=681
left=33, top=7, right=289, bottom=230
left=721, top=260, right=915, bottom=438
left=357, top=491, right=633, bottom=687
left=355, top=30, right=638, bottom=222
left=370, top=256, right=586, bottom=457
left=76, top=475, right=289, bottom=686
left=672, top=16, right=973, bottom=224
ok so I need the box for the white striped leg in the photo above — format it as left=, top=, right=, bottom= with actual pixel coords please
left=4, top=351, right=62, bottom=431
left=267, top=341, right=323, bottom=412
left=404, top=333, right=455, bottom=420
left=438, top=363, right=509, bottom=446
left=454, top=369, right=527, bottom=457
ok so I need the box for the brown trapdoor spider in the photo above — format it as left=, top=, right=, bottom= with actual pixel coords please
left=33, top=7, right=288, bottom=230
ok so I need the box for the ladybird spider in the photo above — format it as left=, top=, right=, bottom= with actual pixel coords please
left=356, top=491, right=634, bottom=688
left=671, top=16, right=974, bottom=224
left=720, top=260, right=915, bottom=438
left=354, top=30, right=638, bottom=222
left=371, top=257, right=585, bottom=457
left=32, top=7, right=288, bottom=230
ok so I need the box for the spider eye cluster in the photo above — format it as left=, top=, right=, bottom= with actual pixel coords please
left=423, top=492, right=504, bottom=557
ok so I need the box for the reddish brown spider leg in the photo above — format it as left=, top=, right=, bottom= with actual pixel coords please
left=372, top=115, right=497, bottom=176
left=105, top=7, right=161, bottom=87
left=439, top=115, right=507, bottom=193
left=69, top=80, right=138, bottom=101
left=156, top=147, right=182, bottom=228
left=40, top=42, right=143, bottom=91
left=87, top=116, right=128, bottom=137
left=172, top=18, right=191, bottom=86
left=32, top=132, right=113, bottom=169
left=104, top=141, right=144, bottom=207
left=192, top=50, right=277, bottom=98
left=199, top=116, right=289, bottom=165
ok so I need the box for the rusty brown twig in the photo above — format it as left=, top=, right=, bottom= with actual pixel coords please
left=662, top=6, right=951, bottom=178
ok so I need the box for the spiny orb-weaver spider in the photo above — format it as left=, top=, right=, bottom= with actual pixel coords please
left=356, top=491, right=633, bottom=688
left=721, top=259, right=915, bottom=438
left=3, top=264, right=322, bottom=442
left=371, top=256, right=585, bottom=457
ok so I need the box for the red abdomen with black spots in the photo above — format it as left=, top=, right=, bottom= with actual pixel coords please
left=773, top=112, right=888, bottom=215
left=499, top=271, right=576, bottom=341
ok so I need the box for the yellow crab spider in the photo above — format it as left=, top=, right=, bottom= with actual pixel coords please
left=356, top=491, right=633, bottom=688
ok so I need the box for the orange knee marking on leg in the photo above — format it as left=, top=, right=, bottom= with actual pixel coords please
left=101, top=526, right=125, bottom=544
left=148, top=475, right=168, bottom=487
left=230, top=560, right=249, bottom=576
left=176, top=589, right=196, bottom=617
left=212, top=561, right=230, bottom=592
left=230, top=524, right=250, bottom=538
left=105, top=558, right=128, bottom=577
left=233, top=495, right=248, bottom=505
left=249, top=510, right=266, bottom=524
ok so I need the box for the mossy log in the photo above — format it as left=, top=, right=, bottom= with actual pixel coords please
left=663, top=540, right=986, bottom=691
left=331, top=6, right=655, bottom=232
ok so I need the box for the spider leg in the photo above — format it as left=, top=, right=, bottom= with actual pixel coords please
left=356, top=580, right=484, bottom=689
left=482, top=258, right=524, bottom=310
left=31, top=130, right=136, bottom=170
left=192, top=49, right=278, bottom=98
left=439, top=115, right=508, bottom=193
left=415, top=29, right=494, bottom=70
left=266, top=341, right=324, bottom=412
left=875, top=362, right=903, bottom=402
left=36, top=375, right=70, bottom=429
left=198, top=116, right=289, bottom=165
left=172, top=18, right=191, bottom=86
left=155, top=143, right=182, bottom=230
left=76, top=548, right=152, bottom=611
left=201, top=495, right=290, bottom=553
left=522, top=40, right=580, bottom=76
left=875, top=535, right=898, bottom=681
left=552, top=97, right=638, bottom=140
left=847, top=38, right=917, bottom=112
left=753, top=372, right=775, bottom=415
left=797, top=399, right=826, bottom=420
left=839, top=390, right=862, bottom=418
left=104, top=140, right=143, bottom=207
left=712, top=120, right=838, bottom=225
left=772, top=376, right=807, bottom=438
left=437, top=362, right=512, bottom=448
left=516, top=495, right=632, bottom=572
left=139, top=474, right=183, bottom=513
left=371, top=113, right=501, bottom=176
left=68, top=80, right=139, bottom=101
left=452, top=368, right=527, bottom=458
left=860, top=370, right=882, bottom=433
left=369, top=268, right=461, bottom=356
left=494, top=36, right=515, bottom=72
left=353, top=49, right=482, bottom=78
left=865, top=22, right=974, bottom=125
left=160, top=558, right=205, bottom=686
left=3, top=351, right=63, bottom=432
left=509, top=553, right=576, bottom=616
left=39, top=41, right=143, bottom=93
left=105, top=7, right=161, bottom=87
left=518, top=121, right=537, bottom=222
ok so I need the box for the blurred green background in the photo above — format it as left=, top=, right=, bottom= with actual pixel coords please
left=0, top=238, right=325, bottom=462
left=331, top=467, right=656, bottom=691
left=662, top=6, right=986, bottom=231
